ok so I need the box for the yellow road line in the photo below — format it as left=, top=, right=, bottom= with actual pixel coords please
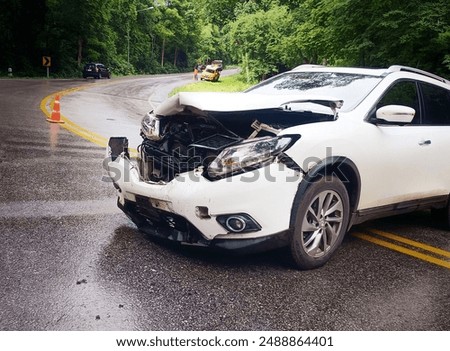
left=40, top=89, right=109, bottom=147
left=352, top=232, right=450, bottom=270
left=40, top=86, right=138, bottom=156
left=369, top=228, right=450, bottom=259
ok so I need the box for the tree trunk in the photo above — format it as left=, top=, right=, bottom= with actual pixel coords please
left=174, top=47, right=178, bottom=66
left=77, top=38, right=83, bottom=66
left=161, top=37, right=165, bottom=67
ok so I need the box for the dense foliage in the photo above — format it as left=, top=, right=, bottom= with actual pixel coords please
left=1, top=0, right=449, bottom=80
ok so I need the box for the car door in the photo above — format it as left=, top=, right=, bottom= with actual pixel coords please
left=417, top=81, right=450, bottom=193
left=359, top=80, right=441, bottom=209
left=97, top=64, right=105, bottom=77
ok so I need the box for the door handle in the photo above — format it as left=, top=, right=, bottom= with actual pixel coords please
left=419, top=140, right=431, bottom=146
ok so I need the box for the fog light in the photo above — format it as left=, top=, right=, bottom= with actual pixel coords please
left=226, top=216, right=246, bottom=232
left=216, top=213, right=261, bottom=233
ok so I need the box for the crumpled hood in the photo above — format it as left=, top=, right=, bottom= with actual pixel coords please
left=154, top=92, right=343, bottom=116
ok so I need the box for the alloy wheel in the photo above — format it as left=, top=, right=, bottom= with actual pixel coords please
left=301, top=190, right=344, bottom=258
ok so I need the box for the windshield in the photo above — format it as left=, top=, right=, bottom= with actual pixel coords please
left=246, top=72, right=382, bottom=111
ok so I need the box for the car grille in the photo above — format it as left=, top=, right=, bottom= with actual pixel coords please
left=130, top=196, right=206, bottom=244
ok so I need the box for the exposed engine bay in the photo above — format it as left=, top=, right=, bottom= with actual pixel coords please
left=138, top=113, right=242, bottom=182
left=138, top=107, right=334, bottom=183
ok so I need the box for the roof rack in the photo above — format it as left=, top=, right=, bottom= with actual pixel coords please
left=388, top=65, right=450, bottom=85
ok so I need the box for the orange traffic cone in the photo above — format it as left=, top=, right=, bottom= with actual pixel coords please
left=46, top=95, right=64, bottom=124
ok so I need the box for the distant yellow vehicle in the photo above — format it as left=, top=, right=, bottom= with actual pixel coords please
left=200, top=65, right=221, bottom=82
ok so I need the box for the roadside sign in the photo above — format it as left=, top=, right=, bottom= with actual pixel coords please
left=42, top=56, right=51, bottom=67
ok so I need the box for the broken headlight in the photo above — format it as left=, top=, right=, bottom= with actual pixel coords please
left=207, top=135, right=299, bottom=178
left=141, top=112, right=162, bottom=141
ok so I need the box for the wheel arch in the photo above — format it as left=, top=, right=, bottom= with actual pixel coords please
left=289, top=156, right=361, bottom=230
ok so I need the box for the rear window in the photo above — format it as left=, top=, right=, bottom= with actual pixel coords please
left=420, top=83, right=450, bottom=125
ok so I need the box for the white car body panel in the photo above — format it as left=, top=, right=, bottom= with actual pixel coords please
left=283, top=115, right=450, bottom=210
left=108, top=156, right=302, bottom=240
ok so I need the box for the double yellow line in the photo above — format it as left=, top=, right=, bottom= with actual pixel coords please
left=40, top=85, right=109, bottom=148
left=352, top=229, right=450, bottom=269
left=40, top=84, right=138, bottom=156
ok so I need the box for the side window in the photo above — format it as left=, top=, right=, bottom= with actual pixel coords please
left=376, top=81, right=420, bottom=124
left=420, top=83, right=450, bottom=126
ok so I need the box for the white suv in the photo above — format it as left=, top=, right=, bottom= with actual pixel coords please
left=106, top=65, right=450, bottom=269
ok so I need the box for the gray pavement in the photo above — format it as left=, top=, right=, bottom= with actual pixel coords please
left=54, top=69, right=239, bottom=150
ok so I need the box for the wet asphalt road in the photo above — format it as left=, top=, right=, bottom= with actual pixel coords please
left=0, top=76, right=449, bottom=331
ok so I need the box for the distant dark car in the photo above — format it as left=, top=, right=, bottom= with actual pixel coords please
left=83, top=63, right=111, bottom=79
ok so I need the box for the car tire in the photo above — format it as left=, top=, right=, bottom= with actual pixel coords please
left=431, top=199, right=450, bottom=229
left=290, top=176, right=350, bottom=270
left=446, top=202, right=450, bottom=229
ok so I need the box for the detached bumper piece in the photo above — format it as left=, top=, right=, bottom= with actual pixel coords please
left=119, top=197, right=291, bottom=254
left=108, top=137, right=129, bottom=161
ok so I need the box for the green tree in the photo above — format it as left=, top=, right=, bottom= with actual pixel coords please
left=45, top=0, right=116, bottom=75
left=1, top=0, right=448, bottom=78
left=290, top=0, right=450, bottom=75
left=153, top=0, right=200, bottom=70
left=0, top=0, right=47, bottom=75
left=225, top=4, right=293, bottom=82
left=194, top=0, right=241, bottom=28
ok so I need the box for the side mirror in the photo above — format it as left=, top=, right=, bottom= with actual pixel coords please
left=375, top=105, right=415, bottom=124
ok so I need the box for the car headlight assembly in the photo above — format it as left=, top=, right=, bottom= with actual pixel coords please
left=141, top=112, right=162, bottom=140
left=207, top=135, right=299, bottom=178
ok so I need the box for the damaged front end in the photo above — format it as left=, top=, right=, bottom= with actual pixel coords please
left=106, top=92, right=341, bottom=252
left=138, top=111, right=242, bottom=182
left=138, top=109, right=302, bottom=183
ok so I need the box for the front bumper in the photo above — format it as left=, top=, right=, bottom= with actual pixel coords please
left=119, top=198, right=291, bottom=254
left=106, top=151, right=302, bottom=252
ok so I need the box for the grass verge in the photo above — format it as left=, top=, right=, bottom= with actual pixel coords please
left=170, top=73, right=253, bottom=96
